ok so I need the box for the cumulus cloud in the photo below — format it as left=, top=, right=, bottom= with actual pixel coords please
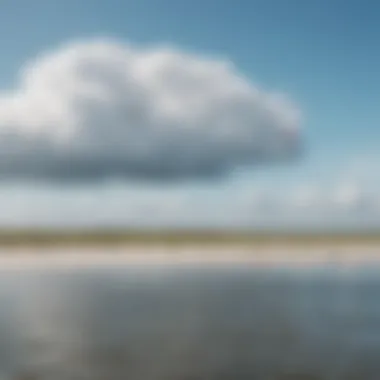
left=290, top=184, right=356, bottom=210
left=0, top=38, right=301, bottom=181
left=0, top=180, right=379, bottom=229
left=291, top=185, right=323, bottom=209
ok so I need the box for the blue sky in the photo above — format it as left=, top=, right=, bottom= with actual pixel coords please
left=0, top=0, right=379, bottom=230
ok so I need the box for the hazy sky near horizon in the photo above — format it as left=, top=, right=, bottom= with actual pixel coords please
left=0, top=0, right=379, bottom=230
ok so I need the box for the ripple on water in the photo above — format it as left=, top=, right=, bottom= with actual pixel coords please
left=0, top=258, right=379, bottom=379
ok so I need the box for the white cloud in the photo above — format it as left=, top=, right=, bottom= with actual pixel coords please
left=0, top=179, right=378, bottom=230
left=331, top=183, right=362, bottom=209
left=290, top=183, right=359, bottom=210
left=0, top=38, right=301, bottom=181
left=291, top=185, right=323, bottom=209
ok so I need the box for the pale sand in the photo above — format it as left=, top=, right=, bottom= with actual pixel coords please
left=0, top=243, right=379, bottom=269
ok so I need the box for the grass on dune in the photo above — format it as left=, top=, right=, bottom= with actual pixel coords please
left=0, top=230, right=378, bottom=247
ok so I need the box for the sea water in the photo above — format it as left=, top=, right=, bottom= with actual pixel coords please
left=0, top=258, right=380, bottom=379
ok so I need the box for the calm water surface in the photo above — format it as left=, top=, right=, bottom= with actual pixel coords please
left=1, top=259, right=380, bottom=379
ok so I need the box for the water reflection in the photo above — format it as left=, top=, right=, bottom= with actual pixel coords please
left=0, top=262, right=380, bottom=379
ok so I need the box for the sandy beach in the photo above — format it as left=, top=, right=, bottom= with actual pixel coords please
left=0, top=243, right=379, bottom=269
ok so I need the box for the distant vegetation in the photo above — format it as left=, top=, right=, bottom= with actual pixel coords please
left=0, top=229, right=378, bottom=247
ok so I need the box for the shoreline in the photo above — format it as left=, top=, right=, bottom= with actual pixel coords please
left=0, top=243, right=379, bottom=269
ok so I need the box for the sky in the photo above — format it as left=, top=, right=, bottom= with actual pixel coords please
left=0, top=0, right=379, bottom=231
